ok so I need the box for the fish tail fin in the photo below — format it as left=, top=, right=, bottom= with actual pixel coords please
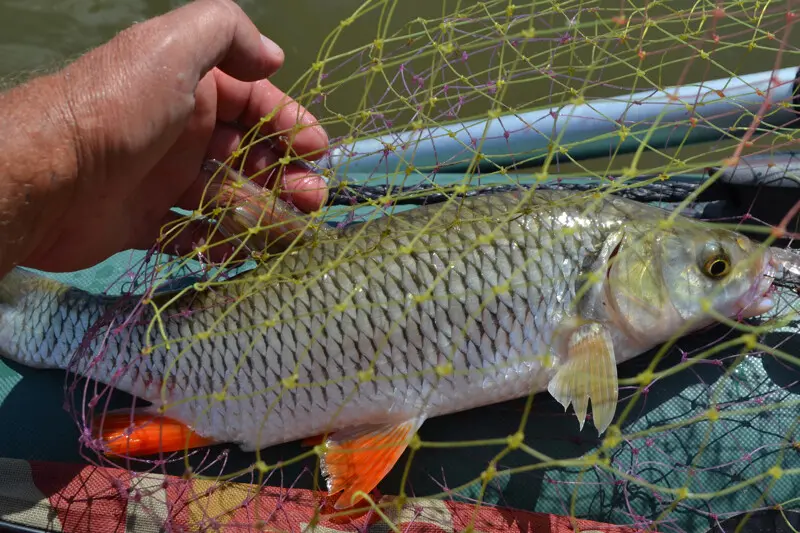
left=0, top=268, right=70, bottom=369
left=0, top=267, right=47, bottom=304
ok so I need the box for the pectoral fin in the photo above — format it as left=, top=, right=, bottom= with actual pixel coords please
left=547, top=322, right=619, bottom=435
left=321, top=416, right=426, bottom=510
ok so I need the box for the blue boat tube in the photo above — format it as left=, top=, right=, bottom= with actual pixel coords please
left=317, top=66, right=800, bottom=183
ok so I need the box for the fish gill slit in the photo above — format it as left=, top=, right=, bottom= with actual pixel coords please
left=606, top=240, right=623, bottom=282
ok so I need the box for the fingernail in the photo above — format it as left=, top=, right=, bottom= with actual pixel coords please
left=298, top=110, right=317, bottom=126
left=313, top=176, right=330, bottom=207
left=299, top=112, right=328, bottom=144
left=261, top=34, right=284, bottom=58
left=294, top=175, right=329, bottom=210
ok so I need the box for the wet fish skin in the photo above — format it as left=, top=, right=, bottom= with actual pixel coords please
left=0, top=188, right=776, bottom=509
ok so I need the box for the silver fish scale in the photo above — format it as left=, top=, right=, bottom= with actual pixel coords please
left=3, top=191, right=656, bottom=450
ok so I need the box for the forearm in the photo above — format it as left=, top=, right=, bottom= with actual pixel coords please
left=0, top=73, right=79, bottom=277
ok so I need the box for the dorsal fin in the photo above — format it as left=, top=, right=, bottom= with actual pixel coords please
left=202, top=160, right=338, bottom=255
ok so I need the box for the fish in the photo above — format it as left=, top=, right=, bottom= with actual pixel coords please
left=0, top=165, right=779, bottom=510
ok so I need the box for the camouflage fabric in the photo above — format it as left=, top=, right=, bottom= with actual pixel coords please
left=0, top=458, right=636, bottom=533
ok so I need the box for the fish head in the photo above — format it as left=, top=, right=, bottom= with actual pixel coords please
left=601, top=221, right=776, bottom=346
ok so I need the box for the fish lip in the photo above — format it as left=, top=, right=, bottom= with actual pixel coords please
left=737, top=250, right=778, bottom=319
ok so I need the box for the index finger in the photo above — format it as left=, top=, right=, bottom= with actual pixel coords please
left=213, top=69, right=329, bottom=161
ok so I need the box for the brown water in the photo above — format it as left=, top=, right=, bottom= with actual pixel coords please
left=0, top=0, right=443, bottom=88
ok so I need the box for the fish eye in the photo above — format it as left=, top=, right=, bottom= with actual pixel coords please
left=699, top=242, right=731, bottom=279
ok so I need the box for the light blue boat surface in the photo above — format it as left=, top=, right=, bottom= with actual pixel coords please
left=317, top=67, right=800, bottom=182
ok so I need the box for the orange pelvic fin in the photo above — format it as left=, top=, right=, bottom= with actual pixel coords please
left=93, top=408, right=216, bottom=457
left=321, top=415, right=426, bottom=510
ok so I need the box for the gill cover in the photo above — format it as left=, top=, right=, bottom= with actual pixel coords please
left=604, top=229, right=675, bottom=340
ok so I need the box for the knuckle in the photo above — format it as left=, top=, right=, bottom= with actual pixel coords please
left=203, top=0, right=247, bottom=27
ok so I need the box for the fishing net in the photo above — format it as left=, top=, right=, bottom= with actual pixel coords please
left=2, top=0, right=800, bottom=532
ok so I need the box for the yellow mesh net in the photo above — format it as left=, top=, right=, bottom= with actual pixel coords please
left=21, top=1, right=800, bottom=532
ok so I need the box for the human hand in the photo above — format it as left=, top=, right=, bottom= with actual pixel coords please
left=17, top=0, right=329, bottom=272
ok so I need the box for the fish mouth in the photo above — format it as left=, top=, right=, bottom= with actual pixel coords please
left=737, top=250, right=779, bottom=319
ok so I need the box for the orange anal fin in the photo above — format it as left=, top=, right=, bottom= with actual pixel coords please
left=321, top=416, right=426, bottom=510
left=93, top=409, right=216, bottom=457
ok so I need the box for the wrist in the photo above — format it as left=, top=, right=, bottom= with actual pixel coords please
left=0, top=72, right=81, bottom=275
